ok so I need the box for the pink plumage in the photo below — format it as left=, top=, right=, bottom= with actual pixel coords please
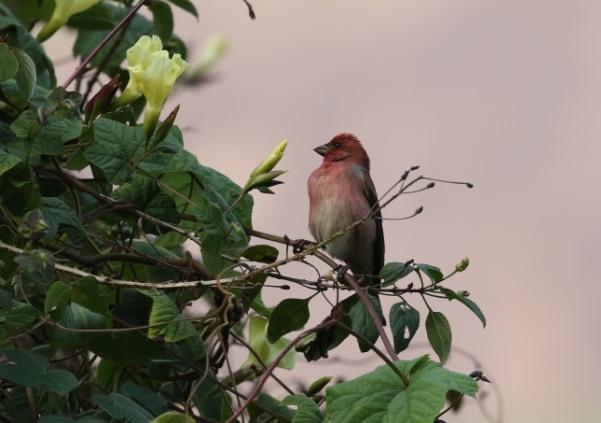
left=308, top=134, right=384, bottom=283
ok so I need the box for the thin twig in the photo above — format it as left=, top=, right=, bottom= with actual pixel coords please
left=63, top=0, right=148, bottom=88
left=337, top=322, right=408, bottom=386
left=229, top=331, right=295, bottom=395
left=226, top=314, right=341, bottom=422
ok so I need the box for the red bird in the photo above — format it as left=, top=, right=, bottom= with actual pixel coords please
left=308, top=134, right=384, bottom=284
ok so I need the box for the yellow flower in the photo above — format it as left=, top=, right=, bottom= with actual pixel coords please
left=116, top=35, right=164, bottom=105
left=115, top=35, right=189, bottom=137
left=37, top=0, right=101, bottom=42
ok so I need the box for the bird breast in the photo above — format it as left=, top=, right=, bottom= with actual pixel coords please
left=308, top=163, right=375, bottom=264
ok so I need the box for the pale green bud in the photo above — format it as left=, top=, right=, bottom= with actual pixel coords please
left=455, top=257, right=470, bottom=272
left=250, top=139, right=287, bottom=179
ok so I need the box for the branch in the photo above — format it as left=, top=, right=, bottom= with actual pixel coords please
left=62, top=0, right=148, bottom=88
left=229, top=331, right=295, bottom=395
left=0, top=240, right=223, bottom=289
left=315, top=249, right=399, bottom=361
left=337, top=322, right=408, bottom=387
left=250, top=229, right=399, bottom=361
left=226, top=313, right=341, bottom=422
left=36, top=167, right=206, bottom=249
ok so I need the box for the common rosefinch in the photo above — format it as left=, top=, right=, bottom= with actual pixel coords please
left=308, top=134, right=384, bottom=284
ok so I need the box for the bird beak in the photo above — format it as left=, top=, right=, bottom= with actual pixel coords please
left=314, top=144, right=330, bottom=156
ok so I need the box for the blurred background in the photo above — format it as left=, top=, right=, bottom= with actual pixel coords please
left=47, top=0, right=601, bottom=421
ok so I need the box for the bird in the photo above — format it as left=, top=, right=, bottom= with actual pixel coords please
left=308, top=133, right=384, bottom=284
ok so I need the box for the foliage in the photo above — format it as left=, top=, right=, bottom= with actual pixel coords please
left=0, top=1, right=488, bottom=422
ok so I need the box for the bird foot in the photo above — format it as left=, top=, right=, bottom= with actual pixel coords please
left=285, top=237, right=316, bottom=254
left=334, top=264, right=350, bottom=281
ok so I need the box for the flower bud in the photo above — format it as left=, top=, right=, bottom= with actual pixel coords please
left=149, top=104, right=180, bottom=149
left=455, top=257, right=469, bottom=272
left=188, top=34, right=229, bottom=82
left=84, top=74, right=121, bottom=122
left=249, top=139, right=287, bottom=179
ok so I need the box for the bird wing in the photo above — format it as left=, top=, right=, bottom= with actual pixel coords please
left=362, top=170, right=385, bottom=278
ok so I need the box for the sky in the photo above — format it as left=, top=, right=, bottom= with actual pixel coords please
left=47, top=1, right=601, bottom=421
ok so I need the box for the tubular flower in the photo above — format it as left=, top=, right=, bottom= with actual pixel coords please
left=115, top=35, right=164, bottom=105
left=115, top=35, right=189, bottom=137
left=37, top=0, right=101, bottom=42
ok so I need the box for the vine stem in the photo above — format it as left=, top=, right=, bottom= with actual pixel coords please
left=226, top=315, right=340, bottom=423
left=314, top=250, right=399, bottom=362
left=251, top=229, right=400, bottom=363
left=62, top=0, right=148, bottom=89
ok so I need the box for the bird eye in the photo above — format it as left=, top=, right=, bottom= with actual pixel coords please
left=333, top=142, right=341, bottom=148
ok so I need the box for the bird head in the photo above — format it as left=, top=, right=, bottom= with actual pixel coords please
left=314, top=133, right=370, bottom=169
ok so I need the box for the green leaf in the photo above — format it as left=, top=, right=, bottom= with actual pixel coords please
left=160, top=170, right=249, bottom=273
left=190, top=373, right=232, bottom=421
left=50, top=303, right=108, bottom=348
left=379, top=262, right=414, bottom=285
left=96, top=359, right=124, bottom=391
left=71, top=276, right=114, bottom=315
left=8, top=89, right=83, bottom=159
left=37, top=115, right=83, bottom=154
left=283, top=395, right=323, bottom=423
left=121, top=383, right=169, bottom=417
left=248, top=393, right=295, bottom=422
left=243, top=315, right=297, bottom=370
left=0, top=43, right=18, bottom=82
left=0, top=152, right=39, bottom=215
left=166, top=0, right=198, bottom=17
left=425, top=311, right=452, bottom=364
left=297, top=307, right=351, bottom=361
left=39, top=197, right=85, bottom=242
left=416, top=263, right=443, bottom=283
left=44, top=281, right=71, bottom=313
left=67, top=3, right=115, bottom=30
left=389, top=303, right=419, bottom=353
left=267, top=298, right=310, bottom=343
left=143, top=291, right=196, bottom=342
left=0, top=15, right=56, bottom=87
left=0, top=299, right=40, bottom=342
left=348, top=293, right=384, bottom=352
left=94, top=393, right=154, bottom=423
left=151, top=412, right=195, bottom=423
left=150, top=1, right=174, bottom=41
left=439, top=287, right=486, bottom=327
left=85, top=118, right=145, bottom=184
left=0, top=153, right=21, bottom=176
left=3, top=386, right=36, bottom=422
left=242, top=244, right=279, bottom=263
left=39, top=416, right=76, bottom=423
left=0, top=349, right=79, bottom=395
left=12, top=48, right=36, bottom=101
left=112, top=174, right=178, bottom=224
left=325, top=355, right=478, bottom=423
left=44, top=370, right=81, bottom=396
left=1, top=0, right=39, bottom=25
left=89, top=332, right=164, bottom=365
left=73, top=3, right=153, bottom=68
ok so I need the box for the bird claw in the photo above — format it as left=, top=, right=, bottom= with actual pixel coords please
left=335, top=264, right=350, bottom=281
left=288, top=238, right=315, bottom=254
